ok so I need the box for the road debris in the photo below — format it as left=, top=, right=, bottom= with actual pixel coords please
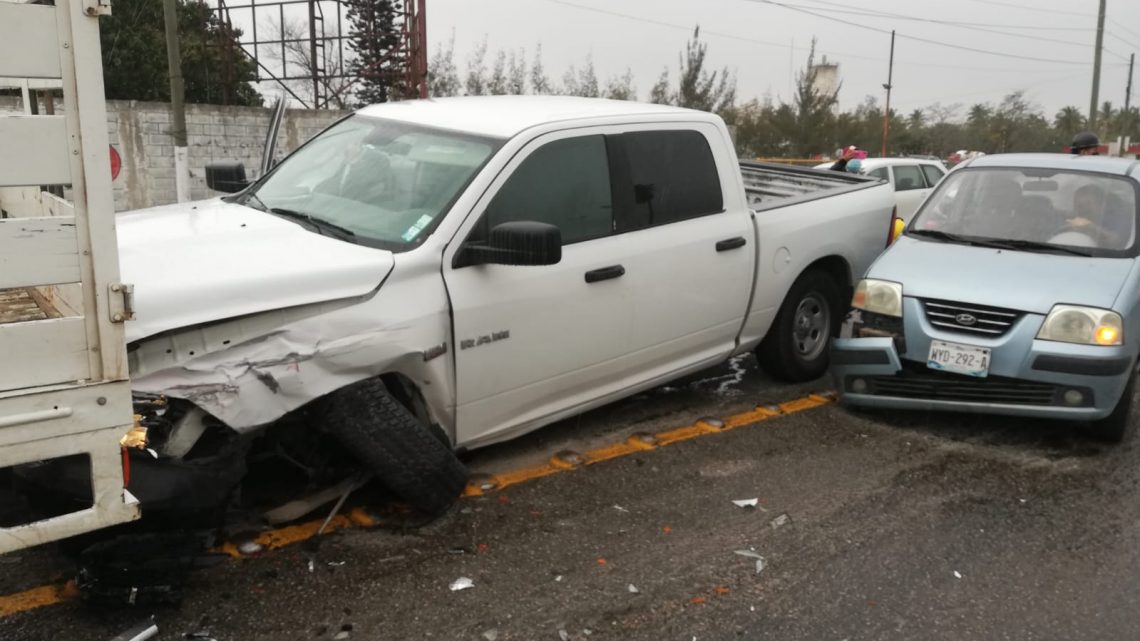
left=482, top=630, right=499, bottom=641
left=613, top=505, right=629, bottom=513
left=109, top=617, right=158, bottom=641
left=236, top=539, right=263, bottom=556
left=558, top=629, right=570, bottom=641
left=308, top=559, right=315, bottom=573
left=449, top=577, right=475, bottom=591
left=770, top=514, right=790, bottom=529
left=628, top=584, right=640, bottom=594
left=953, top=571, right=963, bottom=579
left=555, top=575, right=564, bottom=582
left=732, top=498, right=759, bottom=508
left=317, top=473, right=372, bottom=537
left=734, top=549, right=767, bottom=574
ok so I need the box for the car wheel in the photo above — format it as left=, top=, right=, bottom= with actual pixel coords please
left=1088, top=372, right=1136, bottom=443
left=320, top=377, right=468, bottom=516
left=757, top=270, right=842, bottom=383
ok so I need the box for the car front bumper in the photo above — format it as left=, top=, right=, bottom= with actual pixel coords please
left=831, top=298, right=1135, bottom=421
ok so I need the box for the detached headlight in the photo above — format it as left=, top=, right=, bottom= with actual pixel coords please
left=1037, top=305, right=1123, bottom=346
left=852, top=279, right=903, bottom=317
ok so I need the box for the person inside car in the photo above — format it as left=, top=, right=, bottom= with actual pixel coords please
left=1067, top=183, right=1131, bottom=248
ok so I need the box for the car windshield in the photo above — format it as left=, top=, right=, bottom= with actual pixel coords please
left=239, top=115, right=500, bottom=250
left=910, top=167, right=1139, bottom=257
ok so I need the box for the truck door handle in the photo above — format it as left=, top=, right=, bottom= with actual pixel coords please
left=716, top=237, right=747, bottom=251
left=585, top=265, right=625, bottom=283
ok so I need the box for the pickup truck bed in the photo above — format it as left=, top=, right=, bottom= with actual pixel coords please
left=740, top=161, right=874, bottom=208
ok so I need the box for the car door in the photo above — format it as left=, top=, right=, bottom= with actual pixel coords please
left=607, top=125, right=754, bottom=374
left=891, top=164, right=931, bottom=222
left=444, top=130, right=636, bottom=446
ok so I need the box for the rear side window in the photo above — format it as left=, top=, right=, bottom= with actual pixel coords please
left=481, top=135, right=613, bottom=245
left=893, top=165, right=926, bottom=191
left=921, top=164, right=945, bottom=187
left=618, top=130, right=723, bottom=228
left=868, top=167, right=889, bottom=181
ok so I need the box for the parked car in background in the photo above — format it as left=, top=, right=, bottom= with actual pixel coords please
left=832, top=153, right=1140, bottom=442
left=20, top=96, right=898, bottom=520
left=815, top=157, right=948, bottom=223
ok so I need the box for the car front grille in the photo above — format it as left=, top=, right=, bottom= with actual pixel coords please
left=851, top=365, right=1092, bottom=407
left=922, top=299, right=1022, bottom=337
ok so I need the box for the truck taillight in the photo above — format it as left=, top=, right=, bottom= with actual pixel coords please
left=885, top=207, right=903, bottom=247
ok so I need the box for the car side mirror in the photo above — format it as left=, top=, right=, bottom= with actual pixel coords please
left=205, top=161, right=250, bottom=193
left=462, top=221, right=562, bottom=267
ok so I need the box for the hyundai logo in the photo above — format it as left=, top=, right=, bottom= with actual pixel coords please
left=956, top=313, right=978, bottom=326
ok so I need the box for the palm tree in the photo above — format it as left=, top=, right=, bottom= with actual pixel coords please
left=1053, top=106, right=1085, bottom=138
left=1098, top=101, right=1116, bottom=138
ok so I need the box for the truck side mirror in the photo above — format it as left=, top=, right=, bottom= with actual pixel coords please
left=205, top=161, right=250, bottom=193
left=461, top=221, right=562, bottom=267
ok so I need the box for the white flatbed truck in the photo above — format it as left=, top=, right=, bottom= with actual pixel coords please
left=0, top=0, right=139, bottom=553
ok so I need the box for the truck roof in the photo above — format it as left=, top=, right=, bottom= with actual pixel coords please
left=966, top=152, right=1140, bottom=177
left=354, top=95, right=707, bottom=138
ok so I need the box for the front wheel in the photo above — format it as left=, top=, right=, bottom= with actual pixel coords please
left=757, top=270, right=843, bottom=383
left=320, top=378, right=468, bottom=516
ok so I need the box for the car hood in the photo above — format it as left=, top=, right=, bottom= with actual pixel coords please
left=117, top=199, right=395, bottom=343
left=870, top=236, right=1134, bottom=314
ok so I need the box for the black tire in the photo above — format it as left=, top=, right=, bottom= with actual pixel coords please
left=321, top=378, right=467, bottom=516
left=757, top=270, right=843, bottom=383
left=1089, top=372, right=1136, bottom=443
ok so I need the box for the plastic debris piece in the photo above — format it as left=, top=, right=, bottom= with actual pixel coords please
left=558, top=629, right=570, bottom=641
left=555, top=575, right=564, bottom=582
left=328, top=561, right=346, bottom=567
left=109, top=617, right=158, bottom=641
left=449, top=577, right=475, bottom=591
left=714, top=586, right=731, bottom=595
left=953, top=571, right=962, bottom=579
left=733, top=550, right=767, bottom=574
left=333, top=632, right=350, bottom=641
left=482, top=631, right=499, bottom=641
left=596, top=558, right=607, bottom=565
left=308, top=559, right=315, bottom=573
left=770, top=514, right=790, bottom=529
left=628, top=584, right=640, bottom=594
left=662, top=526, right=673, bottom=533
left=732, top=498, right=759, bottom=508
left=613, top=505, right=629, bottom=513
left=691, top=597, right=706, bottom=605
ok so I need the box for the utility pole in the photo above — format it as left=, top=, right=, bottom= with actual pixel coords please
left=1089, top=0, right=1107, bottom=131
left=881, top=29, right=895, bottom=158
left=163, top=0, right=190, bottom=203
left=1125, top=53, right=1135, bottom=156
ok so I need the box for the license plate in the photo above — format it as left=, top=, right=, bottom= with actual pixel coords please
left=927, top=340, right=990, bottom=378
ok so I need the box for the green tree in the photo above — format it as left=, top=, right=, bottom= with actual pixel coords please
left=562, top=56, right=599, bottom=98
left=530, top=44, right=555, bottom=95
left=1053, top=106, right=1086, bottom=139
left=788, top=40, right=838, bottom=156
left=675, top=27, right=736, bottom=113
left=346, top=0, right=400, bottom=105
left=99, top=0, right=261, bottom=105
left=649, top=69, right=671, bottom=104
left=427, top=33, right=461, bottom=97
left=464, top=37, right=489, bottom=96
left=603, top=69, right=637, bottom=101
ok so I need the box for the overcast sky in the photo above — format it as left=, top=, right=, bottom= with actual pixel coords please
left=424, top=0, right=1140, bottom=120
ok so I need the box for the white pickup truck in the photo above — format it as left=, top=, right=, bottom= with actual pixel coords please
left=25, top=96, right=897, bottom=518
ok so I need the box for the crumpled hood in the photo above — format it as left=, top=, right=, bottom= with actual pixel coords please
left=870, top=236, right=1134, bottom=314
left=117, top=199, right=395, bottom=343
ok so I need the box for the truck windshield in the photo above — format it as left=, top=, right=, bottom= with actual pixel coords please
left=910, top=167, right=1139, bottom=258
left=240, top=115, right=500, bottom=250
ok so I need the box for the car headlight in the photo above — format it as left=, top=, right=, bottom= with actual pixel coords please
left=1037, top=305, right=1123, bottom=346
left=852, top=279, right=903, bottom=317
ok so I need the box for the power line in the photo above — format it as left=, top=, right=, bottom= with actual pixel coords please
left=1108, top=18, right=1140, bottom=44
left=794, top=0, right=1094, bottom=46
left=956, top=0, right=1091, bottom=18
left=747, top=0, right=1091, bottom=65
left=1107, top=31, right=1140, bottom=51
left=540, top=0, right=1078, bottom=74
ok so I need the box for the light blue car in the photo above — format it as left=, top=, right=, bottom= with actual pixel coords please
left=831, top=153, right=1140, bottom=441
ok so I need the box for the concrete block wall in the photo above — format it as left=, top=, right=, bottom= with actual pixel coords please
left=107, top=101, right=349, bottom=211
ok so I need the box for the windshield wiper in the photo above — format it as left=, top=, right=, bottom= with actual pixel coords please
left=980, top=239, right=1092, bottom=257
left=266, top=208, right=356, bottom=241
left=242, top=191, right=268, bottom=212
left=908, top=229, right=1006, bottom=249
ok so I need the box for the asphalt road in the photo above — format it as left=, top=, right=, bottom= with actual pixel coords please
left=2, top=355, right=1139, bottom=640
